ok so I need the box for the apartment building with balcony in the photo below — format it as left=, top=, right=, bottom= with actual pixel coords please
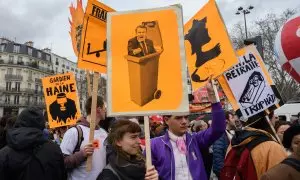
left=0, top=38, right=54, bottom=117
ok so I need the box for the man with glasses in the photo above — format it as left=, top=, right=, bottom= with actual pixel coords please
left=150, top=82, right=226, bottom=180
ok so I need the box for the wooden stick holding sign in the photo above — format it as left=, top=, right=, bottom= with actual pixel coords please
left=86, top=70, right=92, bottom=97
left=211, top=79, right=220, bottom=103
left=265, top=115, right=283, bottom=145
left=144, top=116, right=152, bottom=167
left=86, top=72, right=100, bottom=171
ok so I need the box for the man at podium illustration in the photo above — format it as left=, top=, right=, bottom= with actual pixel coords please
left=128, top=25, right=156, bottom=57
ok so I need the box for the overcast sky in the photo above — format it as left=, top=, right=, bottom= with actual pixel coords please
left=0, top=0, right=299, bottom=62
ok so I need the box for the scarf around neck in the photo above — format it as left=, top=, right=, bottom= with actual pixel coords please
left=106, top=144, right=146, bottom=180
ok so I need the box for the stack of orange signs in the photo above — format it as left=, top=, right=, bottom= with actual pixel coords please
left=77, top=0, right=115, bottom=73
left=42, top=72, right=81, bottom=128
left=218, top=45, right=284, bottom=120
left=184, top=0, right=238, bottom=91
left=106, top=5, right=189, bottom=116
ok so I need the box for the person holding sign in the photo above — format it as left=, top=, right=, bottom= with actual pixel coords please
left=97, top=120, right=158, bottom=180
left=60, top=96, right=107, bottom=180
left=150, top=81, right=226, bottom=180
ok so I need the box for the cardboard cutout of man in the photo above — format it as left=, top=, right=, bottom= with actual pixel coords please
left=49, top=92, right=77, bottom=124
left=128, top=25, right=156, bottom=57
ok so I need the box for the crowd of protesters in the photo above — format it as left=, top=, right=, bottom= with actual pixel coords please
left=0, top=81, right=299, bottom=180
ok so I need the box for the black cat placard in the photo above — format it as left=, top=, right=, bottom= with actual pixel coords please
left=184, top=0, right=238, bottom=90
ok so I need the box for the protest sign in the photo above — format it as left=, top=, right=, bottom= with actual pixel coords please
left=184, top=0, right=238, bottom=91
left=42, top=72, right=81, bottom=128
left=69, top=0, right=85, bottom=56
left=219, top=45, right=283, bottom=119
left=106, top=5, right=189, bottom=116
left=77, top=0, right=115, bottom=73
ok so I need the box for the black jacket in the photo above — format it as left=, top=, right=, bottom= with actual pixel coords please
left=0, top=127, right=66, bottom=180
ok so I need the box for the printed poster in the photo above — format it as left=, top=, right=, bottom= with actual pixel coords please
left=221, top=45, right=279, bottom=119
left=106, top=5, right=189, bottom=116
left=77, top=0, right=115, bottom=73
left=42, top=73, right=81, bottom=128
left=184, top=0, right=238, bottom=90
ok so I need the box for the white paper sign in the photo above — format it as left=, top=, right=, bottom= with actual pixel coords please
left=224, top=48, right=277, bottom=118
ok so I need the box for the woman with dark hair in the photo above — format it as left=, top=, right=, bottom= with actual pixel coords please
left=97, top=120, right=158, bottom=180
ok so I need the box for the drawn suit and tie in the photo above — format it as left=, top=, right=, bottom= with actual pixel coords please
left=128, top=25, right=156, bottom=57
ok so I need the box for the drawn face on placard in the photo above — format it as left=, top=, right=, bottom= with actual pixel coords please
left=136, top=27, right=147, bottom=42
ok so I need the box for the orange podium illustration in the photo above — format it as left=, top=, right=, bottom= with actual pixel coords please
left=106, top=5, right=189, bottom=116
left=125, top=21, right=163, bottom=106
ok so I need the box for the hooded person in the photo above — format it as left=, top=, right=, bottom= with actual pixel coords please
left=0, top=107, right=66, bottom=180
left=261, top=125, right=300, bottom=180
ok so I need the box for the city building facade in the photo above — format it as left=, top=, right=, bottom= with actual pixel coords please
left=0, top=38, right=53, bottom=117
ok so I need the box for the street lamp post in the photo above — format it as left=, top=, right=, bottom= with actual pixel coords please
left=235, top=6, right=254, bottom=39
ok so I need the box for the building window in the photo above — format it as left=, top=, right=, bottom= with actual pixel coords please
left=13, top=45, right=20, bottom=53
left=37, top=51, right=42, bottom=58
left=16, top=68, right=22, bottom=76
left=35, top=85, right=38, bottom=94
left=27, top=96, right=31, bottom=103
left=14, top=95, right=20, bottom=104
left=75, top=69, right=78, bottom=73
left=28, top=47, right=32, bottom=56
left=5, top=95, right=10, bottom=104
left=28, top=83, right=31, bottom=89
left=35, top=97, right=38, bottom=103
left=0, top=44, right=5, bottom=52
left=6, top=82, right=12, bottom=91
left=71, top=68, right=74, bottom=71
left=28, top=71, right=32, bottom=80
left=46, top=55, right=50, bottom=61
left=9, top=55, right=14, bottom=63
left=17, top=56, right=23, bottom=64
left=7, top=68, right=13, bottom=75
left=62, top=64, right=65, bottom=68
left=56, top=67, right=58, bottom=73
left=15, top=82, right=21, bottom=92
left=55, top=58, right=59, bottom=65
left=66, top=66, right=70, bottom=70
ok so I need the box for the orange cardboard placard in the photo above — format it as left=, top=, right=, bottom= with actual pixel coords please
left=42, top=72, right=81, bottom=128
left=184, top=0, right=238, bottom=90
left=77, top=0, right=115, bottom=73
left=106, top=5, right=189, bottom=116
left=69, top=0, right=85, bottom=56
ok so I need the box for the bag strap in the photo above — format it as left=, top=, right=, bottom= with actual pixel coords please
left=246, top=135, right=272, bottom=151
left=105, top=164, right=121, bottom=180
left=281, top=158, right=300, bottom=172
left=73, top=125, right=84, bottom=153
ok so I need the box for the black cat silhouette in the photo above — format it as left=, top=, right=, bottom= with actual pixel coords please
left=185, top=17, right=221, bottom=82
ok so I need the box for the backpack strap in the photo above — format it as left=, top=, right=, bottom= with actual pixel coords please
left=73, top=125, right=84, bottom=153
left=281, top=158, right=300, bottom=172
left=104, top=164, right=121, bottom=180
left=246, top=135, right=273, bottom=151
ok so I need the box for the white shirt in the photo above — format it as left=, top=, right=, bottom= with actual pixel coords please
left=168, top=131, right=192, bottom=180
left=60, top=125, right=108, bottom=180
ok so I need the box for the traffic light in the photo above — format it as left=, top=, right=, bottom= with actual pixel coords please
left=244, top=36, right=264, bottom=59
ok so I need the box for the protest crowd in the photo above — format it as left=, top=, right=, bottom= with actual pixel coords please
left=0, top=0, right=300, bottom=179
left=0, top=80, right=300, bottom=180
